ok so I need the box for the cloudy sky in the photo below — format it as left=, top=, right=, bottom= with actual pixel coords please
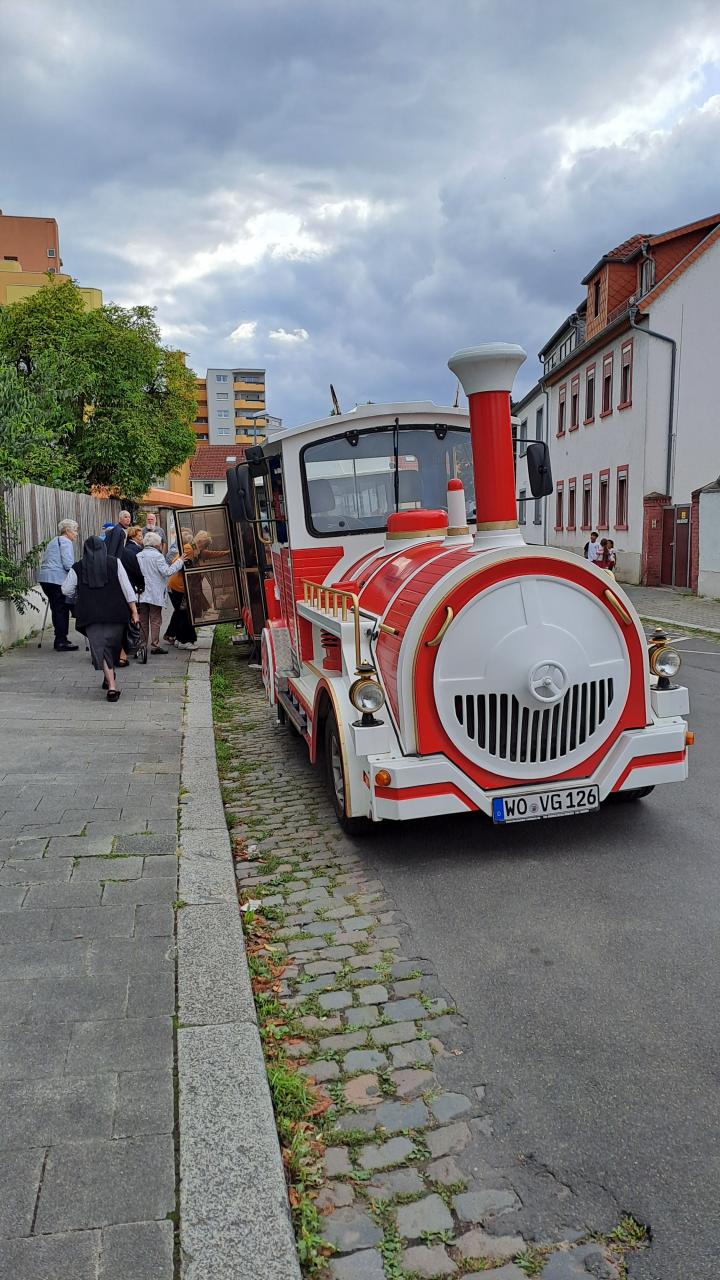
left=3, top=0, right=720, bottom=424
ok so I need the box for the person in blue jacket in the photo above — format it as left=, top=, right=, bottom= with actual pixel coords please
left=37, top=519, right=80, bottom=650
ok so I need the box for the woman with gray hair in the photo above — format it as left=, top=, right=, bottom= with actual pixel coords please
left=137, top=532, right=186, bottom=654
left=37, top=519, right=80, bottom=651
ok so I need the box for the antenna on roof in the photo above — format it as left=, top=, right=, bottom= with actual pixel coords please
left=453, top=379, right=461, bottom=408
left=330, top=384, right=342, bottom=416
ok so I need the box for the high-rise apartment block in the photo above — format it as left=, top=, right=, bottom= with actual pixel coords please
left=195, top=367, right=269, bottom=446
left=0, top=212, right=61, bottom=273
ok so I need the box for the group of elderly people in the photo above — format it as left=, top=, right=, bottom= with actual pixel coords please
left=37, top=509, right=199, bottom=703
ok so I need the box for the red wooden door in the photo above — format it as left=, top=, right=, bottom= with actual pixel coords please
left=660, top=508, right=675, bottom=586
left=660, top=506, right=691, bottom=587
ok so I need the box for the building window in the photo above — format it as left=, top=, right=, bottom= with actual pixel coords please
left=640, top=257, right=655, bottom=295
left=601, top=354, right=613, bottom=416
left=570, top=376, right=580, bottom=430
left=582, top=475, right=592, bottom=530
left=217, top=427, right=230, bottom=436
left=217, top=410, right=230, bottom=418
left=203, top=483, right=215, bottom=495
left=555, top=484, right=564, bottom=531
left=557, top=385, right=567, bottom=435
left=3, top=255, right=18, bottom=262
left=518, top=488, right=527, bottom=525
left=196, top=433, right=209, bottom=441
left=533, top=497, right=542, bottom=526
left=593, top=279, right=601, bottom=317
left=585, top=365, right=595, bottom=423
left=598, top=469, right=610, bottom=529
left=619, top=340, right=633, bottom=407
left=47, top=267, right=56, bottom=274
left=616, top=467, right=629, bottom=529
left=47, top=248, right=56, bottom=258
left=216, top=392, right=229, bottom=400
left=215, top=374, right=228, bottom=382
left=519, top=419, right=527, bottom=450
left=235, top=372, right=264, bottom=383
left=535, top=405, right=544, bottom=440
left=194, top=416, right=208, bottom=424
left=567, top=479, right=577, bottom=531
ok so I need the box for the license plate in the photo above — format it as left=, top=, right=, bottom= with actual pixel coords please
left=492, top=785, right=600, bottom=824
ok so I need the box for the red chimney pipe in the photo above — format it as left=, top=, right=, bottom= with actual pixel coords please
left=448, top=343, right=527, bottom=534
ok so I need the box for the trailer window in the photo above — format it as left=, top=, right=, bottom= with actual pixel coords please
left=302, top=425, right=474, bottom=536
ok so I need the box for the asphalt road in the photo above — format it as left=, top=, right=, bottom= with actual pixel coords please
left=361, top=638, right=720, bottom=1280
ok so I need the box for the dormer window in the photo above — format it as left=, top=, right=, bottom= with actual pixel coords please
left=640, top=256, right=655, bottom=296
left=593, top=279, right=601, bottom=318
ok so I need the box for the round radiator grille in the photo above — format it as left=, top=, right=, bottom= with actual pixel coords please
left=432, top=576, right=630, bottom=780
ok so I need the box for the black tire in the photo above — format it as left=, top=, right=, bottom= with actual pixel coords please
left=138, top=642, right=148, bottom=666
left=324, top=711, right=373, bottom=836
left=611, top=785, right=655, bottom=802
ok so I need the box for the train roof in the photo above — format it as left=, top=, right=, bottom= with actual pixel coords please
left=265, top=401, right=470, bottom=447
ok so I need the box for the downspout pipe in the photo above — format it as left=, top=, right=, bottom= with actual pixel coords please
left=629, top=304, right=676, bottom=500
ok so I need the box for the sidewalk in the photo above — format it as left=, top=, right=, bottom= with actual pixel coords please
left=0, top=626, right=189, bottom=1280
left=623, top=583, right=720, bottom=633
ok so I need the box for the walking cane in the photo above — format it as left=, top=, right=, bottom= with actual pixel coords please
left=37, top=598, right=50, bottom=648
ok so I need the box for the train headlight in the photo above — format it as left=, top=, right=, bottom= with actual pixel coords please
left=350, top=678, right=385, bottom=715
left=650, top=646, right=681, bottom=678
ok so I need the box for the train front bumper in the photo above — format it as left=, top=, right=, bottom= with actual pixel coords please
left=366, top=709, right=689, bottom=822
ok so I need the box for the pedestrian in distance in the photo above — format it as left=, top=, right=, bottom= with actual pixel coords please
left=116, top=527, right=146, bottom=668
left=101, top=521, right=115, bottom=541
left=600, top=537, right=617, bottom=578
left=140, top=511, right=167, bottom=553
left=37, top=519, right=80, bottom=650
left=584, top=531, right=602, bottom=564
left=137, top=532, right=186, bottom=654
left=105, top=510, right=132, bottom=557
left=61, top=536, right=140, bottom=702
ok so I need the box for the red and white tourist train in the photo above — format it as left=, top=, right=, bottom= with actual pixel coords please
left=177, top=342, right=691, bottom=831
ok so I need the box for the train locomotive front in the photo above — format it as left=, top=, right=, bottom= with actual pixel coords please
left=252, top=342, right=691, bottom=829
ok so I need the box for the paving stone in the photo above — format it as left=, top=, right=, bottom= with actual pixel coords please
left=320, top=1030, right=367, bottom=1052
left=0, top=858, right=71, bottom=884
left=402, top=1243, right=458, bottom=1277
left=343, top=1073, right=382, bottom=1108
left=113, top=1070, right=174, bottom=1137
left=357, top=984, right=388, bottom=1005
left=325, top=1146, right=353, bottom=1176
left=453, top=1188, right=520, bottom=1222
left=329, top=1249, right=386, bottom=1280
left=347, top=968, right=381, bottom=986
left=396, top=1192, right=453, bottom=1241
left=300, top=1014, right=342, bottom=1033
left=369, top=1097, right=430, bottom=1132
left=540, top=1245, right=620, bottom=1279
left=0, top=1231, right=100, bottom=1279
left=390, top=1067, right=435, bottom=1098
left=390, top=1038, right=434, bottom=1067
left=322, top=945, right=357, bottom=960
left=66, top=1017, right=172, bottom=1075
left=99, top=1220, right=174, bottom=1280
left=50, top=905, right=136, bottom=940
left=365, top=1167, right=424, bottom=1201
left=392, top=977, right=424, bottom=996
left=0, top=1022, right=73, bottom=1077
left=0, top=1074, right=116, bottom=1145
left=316, top=1181, right=355, bottom=1210
left=126, top=968, right=176, bottom=1017
left=299, top=1058, right=341, bottom=1083
left=23, top=881, right=102, bottom=909
left=454, top=1227, right=525, bottom=1262
left=0, top=885, right=27, bottom=911
left=36, top=1136, right=175, bottom=1231
left=71, top=855, right=144, bottom=880
left=344, top=1005, right=379, bottom=1028
left=371, top=1021, right=417, bottom=1046
left=134, top=903, right=174, bottom=936
left=319, top=989, right=354, bottom=1011
left=0, top=909, right=55, bottom=943
left=382, top=997, right=426, bottom=1022
left=430, top=1092, right=473, bottom=1124
left=347, top=951, right=385, bottom=970
left=323, top=1207, right=383, bottom=1253
left=344, top=1048, right=388, bottom=1074
left=427, top=1155, right=466, bottom=1186
left=426, top=1122, right=473, bottom=1158
left=87, top=936, right=174, bottom=975
left=285, top=1039, right=312, bottom=1058
left=0, top=1147, right=45, bottom=1235
left=358, top=1135, right=415, bottom=1170
left=102, top=876, right=176, bottom=905
left=468, top=1267, right=526, bottom=1280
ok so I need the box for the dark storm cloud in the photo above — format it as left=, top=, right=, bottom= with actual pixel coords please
left=2, top=0, right=720, bottom=421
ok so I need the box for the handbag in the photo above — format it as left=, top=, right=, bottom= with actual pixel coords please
left=124, top=619, right=142, bottom=655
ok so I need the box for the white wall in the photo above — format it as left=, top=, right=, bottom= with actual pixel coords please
left=648, top=238, right=720, bottom=506
left=0, top=585, right=49, bottom=650
left=190, top=479, right=228, bottom=507
left=698, top=488, right=720, bottom=599
left=206, top=369, right=234, bottom=446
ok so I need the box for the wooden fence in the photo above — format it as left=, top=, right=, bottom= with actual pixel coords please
left=2, top=483, right=122, bottom=578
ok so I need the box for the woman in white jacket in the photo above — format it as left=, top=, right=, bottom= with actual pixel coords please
left=136, top=533, right=186, bottom=654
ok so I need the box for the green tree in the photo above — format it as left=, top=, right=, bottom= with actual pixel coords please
left=0, top=278, right=197, bottom=498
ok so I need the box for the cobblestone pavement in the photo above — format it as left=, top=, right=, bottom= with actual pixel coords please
left=0, top=630, right=188, bottom=1280
left=623, top=584, right=720, bottom=632
left=220, top=651, right=642, bottom=1280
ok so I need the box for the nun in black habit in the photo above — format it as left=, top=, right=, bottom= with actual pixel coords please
left=62, top=537, right=140, bottom=702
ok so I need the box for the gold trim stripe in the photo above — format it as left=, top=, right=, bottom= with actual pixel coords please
left=604, top=588, right=632, bottom=625
left=475, top=518, right=519, bottom=530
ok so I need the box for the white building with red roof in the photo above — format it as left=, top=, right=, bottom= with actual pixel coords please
left=189, top=445, right=244, bottom=506
left=535, top=212, right=720, bottom=587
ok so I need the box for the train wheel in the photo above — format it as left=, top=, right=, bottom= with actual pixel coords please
left=324, top=711, right=372, bottom=836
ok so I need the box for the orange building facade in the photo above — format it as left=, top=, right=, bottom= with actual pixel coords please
left=0, top=212, right=62, bottom=274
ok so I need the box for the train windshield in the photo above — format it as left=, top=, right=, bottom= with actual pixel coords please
left=301, top=424, right=474, bottom=536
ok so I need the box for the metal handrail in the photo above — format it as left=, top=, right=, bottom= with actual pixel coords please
left=301, top=579, right=362, bottom=669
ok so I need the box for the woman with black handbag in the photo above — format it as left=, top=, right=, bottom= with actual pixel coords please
left=62, top=537, right=140, bottom=702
